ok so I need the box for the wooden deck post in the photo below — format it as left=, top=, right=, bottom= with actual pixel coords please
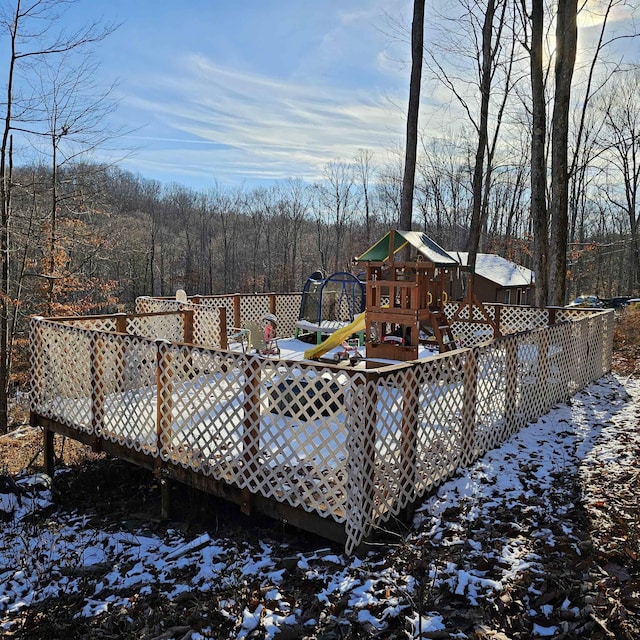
left=219, top=307, right=228, bottom=350
left=234, top=294, right=242, bottom=329
left=494, top=305, right=502, bottom=337
left=43, top=426, right=55, bottom=477
left=160, top=472, right=172, bottom=520
left=183, top=308, right=194, bottom=344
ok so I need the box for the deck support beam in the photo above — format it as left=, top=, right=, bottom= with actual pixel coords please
left=43, top=426, right=55, bottom=477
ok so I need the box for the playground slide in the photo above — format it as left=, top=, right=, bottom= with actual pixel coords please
left=304, top=312, right=366, bottom=360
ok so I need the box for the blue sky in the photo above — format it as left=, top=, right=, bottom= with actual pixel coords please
left=41, top=1, right=640, bottom=192
left=64, top=0, right=413, bottom=189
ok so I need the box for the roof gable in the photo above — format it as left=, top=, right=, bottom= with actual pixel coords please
left=453, top=252, right=534, bottom=287
left=357, top=230, right=459, bottom=267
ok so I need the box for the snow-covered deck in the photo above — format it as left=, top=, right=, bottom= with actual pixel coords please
left=29, top=295, right=614, bottom=553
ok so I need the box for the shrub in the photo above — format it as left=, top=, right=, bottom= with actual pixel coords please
left=614, top=304, right=640, bottom=351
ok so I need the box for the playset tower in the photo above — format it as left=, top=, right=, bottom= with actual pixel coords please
left=356, top=230, right=461, bottom=361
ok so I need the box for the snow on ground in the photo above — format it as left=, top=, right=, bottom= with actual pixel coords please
left=1, top=373, right=637, bottom=638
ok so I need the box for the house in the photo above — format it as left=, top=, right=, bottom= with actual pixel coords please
left=450, top=252, right=535, bottom=305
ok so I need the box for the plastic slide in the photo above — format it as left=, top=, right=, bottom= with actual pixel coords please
left=304, top=312, right=366, bottom=360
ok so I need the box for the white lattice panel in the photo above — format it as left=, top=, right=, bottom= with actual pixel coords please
left=163, top=349, right=354, bottom=519
left=193, top=297, right=234, bottom=347
left=135, top=297, right=183, bottom=314
left=30, top=320, right=93, bottom=431
left=97, top=335, right=159, bottom=454
left=498, top=305, right=548, bottom=333
left=276, top=293, right=303, bottom=338
left=127, top=314, right=184, bottom=343
left=190, top=307, right=220, bottom=347
left=240, top=295, right=270, bottom=326
left=62, top=317, right=118, bottom=332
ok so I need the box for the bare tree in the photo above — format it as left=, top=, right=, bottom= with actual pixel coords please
left=0, top=0, right=116, bottom=432
left=399, top=0, right=425, bottom=233
left=354, top=149, right=375, bottom=244
left=596, top=69, right=640, bottom=291
left=548, top=0, right=578, bottom=306
left=519, top=0, right=549, bottom=306
left=317, top=161, right=357, bottom=272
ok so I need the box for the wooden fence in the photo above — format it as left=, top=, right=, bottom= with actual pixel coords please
left=29, top=294, right=614, bottom=554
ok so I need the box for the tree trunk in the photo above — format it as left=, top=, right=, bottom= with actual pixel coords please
left=399, top=0, right=426, bottom=234
left=529, top=0, right=549, bottom=307
left=549, top=0, right=578, bottom=306
left=466, top=0, right=495, bottom=275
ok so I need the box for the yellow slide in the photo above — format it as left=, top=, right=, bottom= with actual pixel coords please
left=304, top=312, right=366, bottom=360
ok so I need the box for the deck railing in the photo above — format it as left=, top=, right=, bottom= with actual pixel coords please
left=30, top=296, right=614, bottom=554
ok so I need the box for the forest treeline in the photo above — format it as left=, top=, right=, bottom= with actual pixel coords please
left=12, top=140, right=636, bottom=327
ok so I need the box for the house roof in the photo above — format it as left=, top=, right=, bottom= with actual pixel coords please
left=452, top=252, right=534, bottom=287
left=356, top=230, right=459, bottom=267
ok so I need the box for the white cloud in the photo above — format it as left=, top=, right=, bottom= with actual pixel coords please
left=117, top=53, right=408, bottom=186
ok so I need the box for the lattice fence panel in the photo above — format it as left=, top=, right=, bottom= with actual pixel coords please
left=556, top=308, right=605, bottom=323
left=499, top=305, right=548, bottom=334
left=151, top=346, right=354, bottom=522
left=472, top=342, right=510, bottom=456
left=198, top=296, right=235, bottom=339
left=96, top=334, right=159, bottom=455
left=374, top=356, right=468, bottom=516
left=275, top=293, right=303, bottom=338
left=592, top=313, right=613, bottom=379
left=29, top=320, right=93, bottom=431
left=127, top=314, right=184, bottom=343
left=61, top=317, right=119, bottom=332
left=240, top=295, right=271, bottom=327
left=448, top=319, right=492, bottom=348
left=135, top=297, right=184, bottom=314
left=545, top=322, right=575, bottom=404
left=191, top=307, right=222, bottom=347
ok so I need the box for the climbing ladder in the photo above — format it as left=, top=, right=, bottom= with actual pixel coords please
left=425, top=307, right=457, bottom=352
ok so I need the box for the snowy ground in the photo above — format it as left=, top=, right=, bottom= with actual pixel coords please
left=1, top=373, right=638, bottom=639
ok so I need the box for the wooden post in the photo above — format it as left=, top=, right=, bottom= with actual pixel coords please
left=43, top=426, right=55, bottom=477
left=160, top=472, right=172, bottom=520
left=494, top=305, right=502, bottom=337
left=115, top=313, right=127, bottom=335
left=114, top=314, right=128, bottom=412
left=183, top=309, right=194, bottom=344
left=269, top=293, right=277, bottom=315
left=233, top=294, right=242, bottom=328
left=219, top=307, right=228, bottom=350
left=241, top=358, right=261, bottom=514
